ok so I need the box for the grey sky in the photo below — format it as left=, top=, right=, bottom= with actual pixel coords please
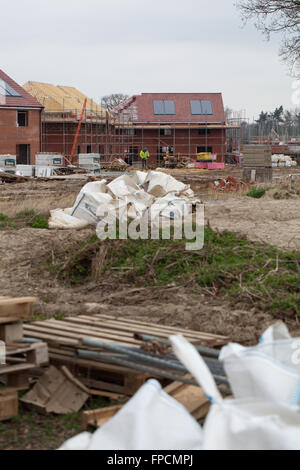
left=0, top=0, right=297, bottom=120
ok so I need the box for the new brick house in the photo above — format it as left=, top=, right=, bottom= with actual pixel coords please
left=0, top=70, right=43, bottom=164
left=112, top=93, right=228, bottom=164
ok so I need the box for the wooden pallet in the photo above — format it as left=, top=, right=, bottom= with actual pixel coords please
left=0, top=341, right=49, bottom=389
left=0, top=297, right=38, bottom=322
left=23, top=314, right=227, bottom=396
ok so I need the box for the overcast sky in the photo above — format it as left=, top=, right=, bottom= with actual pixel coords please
left=0, top=0, right=297, bottom=120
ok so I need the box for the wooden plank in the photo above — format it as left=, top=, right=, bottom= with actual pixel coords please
left=0, top=297, right=38, bottom=320
left=92, top=314, right=227, bottom=341
left=82, top=404, right=123, bottom=429
left=45, top=319, right=136, bottom=339
left=164, top=381, right=210, bottom=419
left=60, top=366, right=91, bottom=395
left=81, top=378, right=127, bottom=395
left=0, top=322, right=23, bottom=343
left=23, top=328, right=80, bottom=347
left=60, top=318, right=143, bottom=340
left=0, top=297, right=38, bottom=306
left=30, top=320, right=140, bottom=347
left=23, top=325, right=81, bottom=346
left=85, top=315, right=224, bottom=343
left=0, top=363, right=35, bottom=375
left=0, top=388, right=18, bottom=421
left=0, top=316, right=20, bottom=325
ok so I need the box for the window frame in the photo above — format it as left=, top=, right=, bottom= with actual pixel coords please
left=17, top=111, right=28, bottom=127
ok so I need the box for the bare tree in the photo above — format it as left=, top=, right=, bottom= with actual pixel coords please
left=101, top=93, right=129, bottom=111
left=236, top=0, right=300, bottom=76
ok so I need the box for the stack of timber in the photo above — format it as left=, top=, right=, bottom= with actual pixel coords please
left=243, top=144, right=273, bottom=182
left=23, top=314, right=227, bottom=397
left=0, top=297, right=49, bottom=420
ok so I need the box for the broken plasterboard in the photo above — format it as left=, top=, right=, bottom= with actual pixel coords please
left=21, top=365, right=89, bottom=414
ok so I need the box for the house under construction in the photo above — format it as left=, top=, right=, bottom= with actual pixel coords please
left=23, top=84, right=242, bottom=165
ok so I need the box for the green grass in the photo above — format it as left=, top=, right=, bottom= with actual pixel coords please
left=52, top=227, right=300, bottom=319
left=246, top=186, right=268, bottom=199
left=0, top=209, right=49, bottom=230
left=0, top=395, right=119, bottom=450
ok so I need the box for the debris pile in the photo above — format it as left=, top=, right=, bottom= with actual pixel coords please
left=49, top=170, right=200, bottom=229
left=23, top=314, right=226, bottom=397
left=60, top=322, right=300, bottom=451
left=272, top=154, right=297, bottom=168
left=210, top=176, right=254, bottom=192
left=163, top=156, right=193, bottom=169
left=100, top=158, right=129, bottom=172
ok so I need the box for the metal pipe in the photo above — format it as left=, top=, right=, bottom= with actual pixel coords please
left=134, top=333, right=220, bottom=359
left=81, top=339, right=228, bottom=385
left=77, top=349, right=199, bottom=386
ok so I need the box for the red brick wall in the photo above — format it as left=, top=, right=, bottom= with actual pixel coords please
left=0, top=108, right=41, bottom=164
left=42, top=123, right=226, bottom=163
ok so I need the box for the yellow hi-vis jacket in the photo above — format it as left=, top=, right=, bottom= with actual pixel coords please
left=140, top=150, right=150, bottom=160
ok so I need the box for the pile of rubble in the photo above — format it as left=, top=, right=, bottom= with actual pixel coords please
left=210, top=176, right=254, bottom=192
left=100, top=158, right=129, bottom=172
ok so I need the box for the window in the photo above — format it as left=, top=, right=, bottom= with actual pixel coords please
left=77, top=145, right=81, bottom=154
left=198, top=128, right=211, bottom=135
left=125, top=129, right=136, bottom=135
left=99, top=145, right=105, bottom=155
left=190, top=100, right=213, bottom=115
left=153, top=100, right=176, bottom=115
left=160, top=129, right=172, bottom=136
left=17, top=111, right=28, bottom=127
left=87, top=145, right=92, bottom=154
left=197, top=146, right=213, bottom=153
left=0, top=79, right=21, bottom=97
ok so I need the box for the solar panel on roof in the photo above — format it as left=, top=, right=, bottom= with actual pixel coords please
left=0, top=79, right=21, bottom=97
left=153, top=100, right=165, bottom=115
left=190, top=100, right=213, bottom=115
left=190, top=100, right=202, bottom=115
left=153, top=100, right=176, bottom=115
left=201, top=100, right=213, bottom=115
left=164, top=100, right=176, bottom=115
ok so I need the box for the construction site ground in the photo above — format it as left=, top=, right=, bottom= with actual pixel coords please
left=1, top=165, right=300, bottom=449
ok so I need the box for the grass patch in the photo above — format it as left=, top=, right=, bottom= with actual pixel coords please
left=246, top=186, right=267, bottom=199
left=51, top=227, right=300, bottom=319
left=0, top=209, right=49, bottom=230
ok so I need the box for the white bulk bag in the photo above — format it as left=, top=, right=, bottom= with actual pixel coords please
left=219, top=322, right=300, bottom=405
left=171, top=334, right=300, bottom=450
left=59, top=379, right=203, bottom=450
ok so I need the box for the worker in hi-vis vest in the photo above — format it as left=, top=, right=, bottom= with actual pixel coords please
left=140, top=148, right=150, bottom=170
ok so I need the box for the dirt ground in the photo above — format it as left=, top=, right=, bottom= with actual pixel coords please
left=1, top=167, right=300, bottom=345
left=2, top=167, right=300, bottom=450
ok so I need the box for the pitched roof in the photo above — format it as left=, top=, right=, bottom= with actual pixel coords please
left=0, top=69, right=43, bottom=109
left=113, top=93, right=225, bottom=124
left=23, top=81, right=105, bottom=117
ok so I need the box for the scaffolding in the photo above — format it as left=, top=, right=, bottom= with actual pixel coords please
left=40, top=100, right=242, bottom=165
